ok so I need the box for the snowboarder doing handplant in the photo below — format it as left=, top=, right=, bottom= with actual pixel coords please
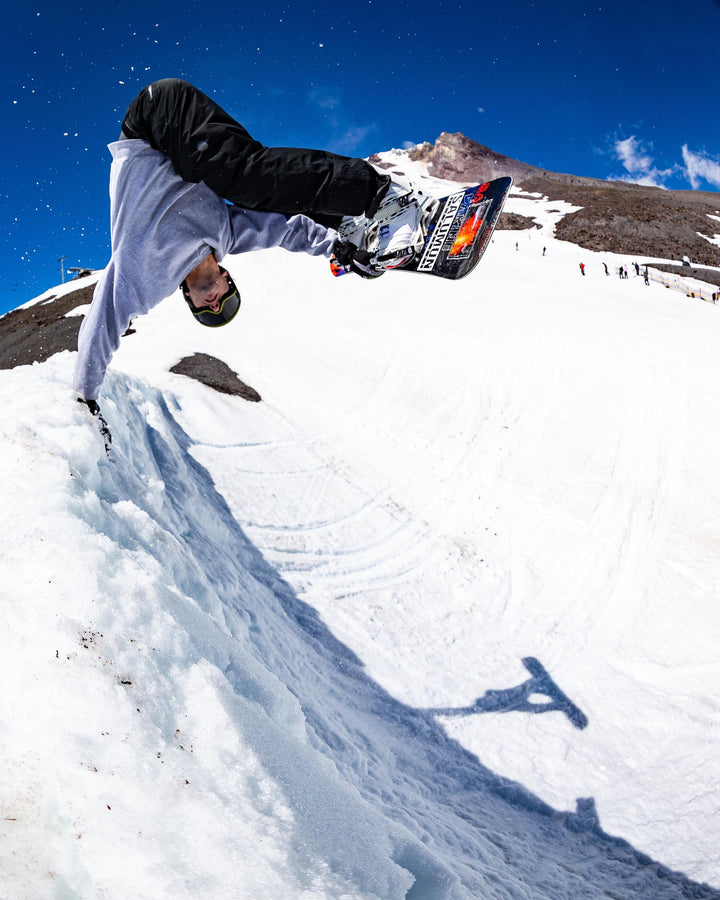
left=74, top=78, right=428, bottom=416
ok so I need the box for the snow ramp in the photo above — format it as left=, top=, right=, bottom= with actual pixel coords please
left=0, top=353, right=715, bottom=899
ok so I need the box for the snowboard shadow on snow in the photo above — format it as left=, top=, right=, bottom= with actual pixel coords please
left=425, top=656, right=589, bottom=730
left=102, top=385, right=716, bottom=899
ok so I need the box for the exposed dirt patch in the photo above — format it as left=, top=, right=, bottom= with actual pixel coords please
left=169, top=352, right=262, bottom=401
left=498, top=213, right=540, bottom=232
left=521, top=176, right=720, bottom=267
left=0, top=284, right=93, bottom=370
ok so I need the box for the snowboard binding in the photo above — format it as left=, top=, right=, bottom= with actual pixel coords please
left=332, top=178, right=438, bottom=278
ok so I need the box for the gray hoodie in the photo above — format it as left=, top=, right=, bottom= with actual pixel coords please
left=74, top=139, right=337, bottom=400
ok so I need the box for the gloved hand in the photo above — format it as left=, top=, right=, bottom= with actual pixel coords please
left=331, top=240, right=384, bottom=280
left=77, top=397, right=113, bottom=454
left=79, top=398, right=101, bottom=416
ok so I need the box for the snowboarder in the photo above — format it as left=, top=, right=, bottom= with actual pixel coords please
left=74, top=78, right=422, bottom=411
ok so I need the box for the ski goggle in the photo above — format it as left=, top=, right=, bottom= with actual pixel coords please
left=182, top=267, right=241, bottom=328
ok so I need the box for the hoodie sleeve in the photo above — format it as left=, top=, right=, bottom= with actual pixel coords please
left=73, top=262, right=143, bottom=401
left=224, top=208, right=338, bottom=258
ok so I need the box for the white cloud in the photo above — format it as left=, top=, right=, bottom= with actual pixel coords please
left=681, top=145, right=720, bottom=190
left=612, top=136, right=674, bottom=188
left=612, top=137, right=720, bottom=191
left=615, top=136, right=652, bottom=175
left=327, top=123, right=380, bottom=156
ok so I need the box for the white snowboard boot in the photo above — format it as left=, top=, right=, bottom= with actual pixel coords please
left=337, top=174, right=438, bottom=272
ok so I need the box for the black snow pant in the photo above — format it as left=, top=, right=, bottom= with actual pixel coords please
left=121, top=79, right=383, bottom=229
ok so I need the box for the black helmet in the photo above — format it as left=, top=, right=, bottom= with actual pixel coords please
left=181, top=266, right=241, bottom=327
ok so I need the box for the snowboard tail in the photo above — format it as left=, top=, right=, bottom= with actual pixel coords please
left=399, top=177, right=512, bottom=280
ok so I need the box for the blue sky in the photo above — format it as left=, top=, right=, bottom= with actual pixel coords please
left=1, top=0, right=719, bottom=314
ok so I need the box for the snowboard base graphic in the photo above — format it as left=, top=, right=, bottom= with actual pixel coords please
left=398, top=176, right=512, bottom=280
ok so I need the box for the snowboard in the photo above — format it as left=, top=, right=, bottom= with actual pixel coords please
left=332, top=176, right=512, bottom=281
left=404, top=176, right=512, bottom=280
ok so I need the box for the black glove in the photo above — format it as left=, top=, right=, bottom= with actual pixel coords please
left=80, top=398, right=101, bottom=416
left=332, top=240, right=384, bottom=280
left=77, top=397, right=113, bottom=454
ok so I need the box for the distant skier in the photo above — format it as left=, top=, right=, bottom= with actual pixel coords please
left=579, top=262, right=586, bottom=276
left=74, top=79, right=424, bottom=411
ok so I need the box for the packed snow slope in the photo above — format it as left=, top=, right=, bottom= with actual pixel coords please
left=2, top=157, right=720, bottom=898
